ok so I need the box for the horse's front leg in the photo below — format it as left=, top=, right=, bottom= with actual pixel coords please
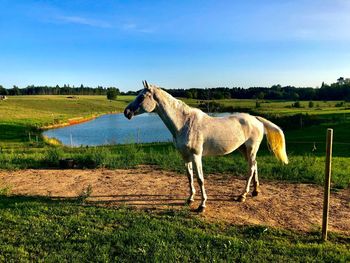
left=185, top=161, right=196, bottom=205
left=192, top=154, right=207, bottom=212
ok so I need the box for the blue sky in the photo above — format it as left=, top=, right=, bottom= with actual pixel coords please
left=0, top=0, right=350, bottom=91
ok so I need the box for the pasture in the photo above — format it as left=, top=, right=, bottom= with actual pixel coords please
left=0, top=95, right=132, bottom=147
left=0, top=193, right=349, bottom=262
left=1, top=95, right=350, bottom=261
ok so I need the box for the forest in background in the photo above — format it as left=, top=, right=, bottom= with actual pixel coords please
left=1, top=79, right=350, bottom=101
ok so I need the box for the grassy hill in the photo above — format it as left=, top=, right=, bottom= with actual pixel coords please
left=0, top=95, right=133, bottom=146
left=0, top=95, right=133, bottom=126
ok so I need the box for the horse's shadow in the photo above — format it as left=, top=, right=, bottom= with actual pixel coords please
left=87, top=193, right=240, bottom=206
left=0, top=193, right=242, bottom=211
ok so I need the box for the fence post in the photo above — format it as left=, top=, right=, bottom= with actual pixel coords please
left=137, top=128, right=140, bottom=144
left=322, top=128, right=333, bottom=241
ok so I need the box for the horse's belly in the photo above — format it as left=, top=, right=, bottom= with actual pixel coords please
left=202, top=138, right=243, bottom=156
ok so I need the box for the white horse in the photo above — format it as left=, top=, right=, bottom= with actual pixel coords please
left=124, top=81, right=288, bottom=212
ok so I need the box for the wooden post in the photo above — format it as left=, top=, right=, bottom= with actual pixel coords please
left=322, top=128, right=333, bottom=241
left=137, top=128, right=140, bottom=144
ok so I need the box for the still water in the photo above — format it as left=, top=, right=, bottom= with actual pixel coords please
left=43, top=113, right=230, bottom=146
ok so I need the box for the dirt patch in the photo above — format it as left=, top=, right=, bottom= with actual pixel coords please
left=1, top=166, right=349, bottom=234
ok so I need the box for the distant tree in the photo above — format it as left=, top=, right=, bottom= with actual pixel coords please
left=308, top=101, right=314, bottom=108
left=0, top=85, right=8, bottom=95
left=255, top=100, right=261, bottom=108
left=291, top=92, right=300, bottom=101
left=257, top=92, right=265, bottom=100
left=184, top=90, right=192, bottom=99
left=271, top=84, right=282, bottom=91
left=292, top=101, right=301, bottom=108
left=10, top=85, right=21, bottom=95
left=107, top=87, right=119, bottom=100
left=335, top=101, right=344, bottom=107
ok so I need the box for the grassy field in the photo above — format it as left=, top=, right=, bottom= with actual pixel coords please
left=1, top=95, right=350, bottom=261
left=0, top=95, right=132, bottom=124
left=183, top=98, right=350, bottom=115
left=0, top=196, right=349, bottom=262
left=0, top=95, right=132, bottom=147
left=1, top=95, right=350, bottom=188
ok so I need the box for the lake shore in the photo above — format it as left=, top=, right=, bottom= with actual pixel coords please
left=41, top=112, right=119, bottom=130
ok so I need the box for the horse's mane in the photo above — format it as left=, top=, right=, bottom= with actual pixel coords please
left=155, top=87, right=193, bottom=115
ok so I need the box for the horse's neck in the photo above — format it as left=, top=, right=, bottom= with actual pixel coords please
left=154, top=89, right=190, bottom=137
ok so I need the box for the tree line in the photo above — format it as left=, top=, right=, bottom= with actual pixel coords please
left=0, top=84, right=120, bottom=96
left=1, top=81, right=350, bottom=101
left=164, top=82, right=350, bottom=101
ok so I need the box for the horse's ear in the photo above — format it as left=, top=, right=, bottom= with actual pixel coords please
left=142, top=80, right=146, bottom=89
left=144, top=80, right=150, bottom=90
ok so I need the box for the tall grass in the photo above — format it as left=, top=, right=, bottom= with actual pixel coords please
left=1, top=143, right=349, bottom=189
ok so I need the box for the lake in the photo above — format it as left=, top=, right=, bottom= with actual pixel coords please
left=43, top=113, right=230, bottom=146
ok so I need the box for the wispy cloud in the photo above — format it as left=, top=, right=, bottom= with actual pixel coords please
left=121, top=22, right=155, bottom=34
left=122, top=23, right=137, bottom=30
left=54, top=15, right=112, bottom=28
left=20, top=2, right=114, bottom=29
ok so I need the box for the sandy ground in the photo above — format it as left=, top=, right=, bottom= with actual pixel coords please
left=1, top=166, right=349, bottom=234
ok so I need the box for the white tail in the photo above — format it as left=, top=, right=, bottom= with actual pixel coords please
left=256, top=116, right=288, bottom=164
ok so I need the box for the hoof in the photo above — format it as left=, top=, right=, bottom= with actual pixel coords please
left=194, top=206, right=206, bottom=213
left=237, top=195, right=246, bottom=202
left=252, top=190, right=260, bottom=197
left=185, top=199, right=194, bottom=206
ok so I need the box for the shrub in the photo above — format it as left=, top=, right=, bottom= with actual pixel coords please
left=335, top=101, right=344, bottom=107
left=76, top=147, right=112, bottom=168
left=292, top=101, right=301, bottom=108
left=44, top=147, right=64, bottom=167
left=107, top=88, right=118, bottom=100
left=117, top=144, right=144, bottom=168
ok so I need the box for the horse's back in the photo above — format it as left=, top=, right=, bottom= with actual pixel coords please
left=200, top=113, right=264, bottom=156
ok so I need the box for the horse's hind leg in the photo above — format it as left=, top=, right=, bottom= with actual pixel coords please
left=238, top=142, right=260, bottom=202
left=238, top=144, right=248, bottom=161
left=252, top=165, right=260, bottom=197
left=238, top=144, right=261, bottom=197
left=185, top=161, right=196, bottom=205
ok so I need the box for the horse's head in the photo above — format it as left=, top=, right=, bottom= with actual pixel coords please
left=124, top=80, right=157, bottom=120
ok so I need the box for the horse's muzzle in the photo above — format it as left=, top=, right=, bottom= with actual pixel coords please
left=124, top=108, right=134, bottom=120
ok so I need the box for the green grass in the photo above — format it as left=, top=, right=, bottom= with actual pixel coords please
left=183, top=98, right=350, bottom=116
left=1, top=95, right=350, bottom=189
left=0, top=95, right=133, bottom=148
left=0, top=95, right=133, bottom=124
left=0, top=195, right=349, bottom=262
left=1, top=141, right=349, bottom=189
left=1, top=96, right=350, bottom=261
